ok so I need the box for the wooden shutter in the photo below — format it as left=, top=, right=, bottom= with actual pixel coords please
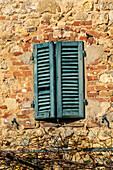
left=33, top=42, right=55, bottom=119
left=56, top=41, right=85, bottom=118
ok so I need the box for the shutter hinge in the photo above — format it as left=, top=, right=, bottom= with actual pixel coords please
left=30, top=54, right=34, bottom=60
left=31, top=101, right=35, bottom=108
left=83, top=51, right=86, bottom=57
left=83, top=99, right=88, bottom=105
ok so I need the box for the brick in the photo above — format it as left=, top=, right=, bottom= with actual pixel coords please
left=73, top=21, right=81, bottom=26
left=48, top=33, right=53, bottom=41
left=109, top=108, right=113, bottom=112
left=98, top=65, right=107, bottom=69
left=13, top=71, right=32, bottom=77
left=101, top=32, right=108, bottom=37
left=87, top=69, right=100, bottom=74
left=44, top=28, right=53, bottom=33
left=110, top=96, right=113, bottom=102
left=65, top=26, right=70, bottom=31
left=87, top=30, right=100, bottom=38
left=86, top=123, right=100, bottom=128
left=79, top=36, right=87, bottom=41
left=87, top=76, right=98, bottom=80
left=95, top=86, right=106, bottom=91
left=41, top=20, right=50, bottom=25
left=14, top=52, right=23, bottom=56
left=16, top=99, right=23, bottom=103
left=27, top=27, right=37, bottom=32
left=32, top=37, right=39, bottom=43
left=56, top=5, right=61, bottom=12
left=19, top=66, right=30, bottom=70
left=87, top=37, right=94, bottom=45
left=43, top=33, right=49, bottom=40
left=99, top=91, right=112, bottom=97
left=13, top=61, right=24, bottom=65
left=87, top=86, right=95, bottom=91
left=70, top=33, right=76, bottom=41
left=63, top=122, right=84, bottom=127
left=3, top=113, right=12, bottom=118
left=73, top=21, right=92, bottom=26
left=0, top=16, right=5, bottom=20
left=87, top=92, right=98, bottom=97
left=107, top=84, right=113, bottom=90
left=97, top=98, right=109, bottom=102
left=0, top=105, right=7, bottom=109
left=4, top=72, right=12, bottom=78
left=13, top=89, right=22, bottom=93
left=87, top=81, right=96, bottom=86
left=12, top=16, right=18, bottom=20
left=24, top=35, right=32, bottom=42
left=25, top=42, right=31, bottom=48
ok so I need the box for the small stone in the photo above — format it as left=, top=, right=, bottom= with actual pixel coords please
left=27, top=27, right=37, bottom=32
left=109, top=11, right=113, bottom=22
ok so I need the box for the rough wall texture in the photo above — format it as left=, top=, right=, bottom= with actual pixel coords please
left=0, top=0, right=113, bottom=161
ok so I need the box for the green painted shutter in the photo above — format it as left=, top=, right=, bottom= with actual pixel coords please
left=33, top=41, right=55, bottom=119
left=56, top=41, right=85, bottom=118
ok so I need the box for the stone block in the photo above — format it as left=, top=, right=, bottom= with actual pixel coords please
left=4, top=98, right=18, bottom=110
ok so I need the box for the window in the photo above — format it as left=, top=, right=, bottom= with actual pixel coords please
left=33, top=41, right=85, bottom=120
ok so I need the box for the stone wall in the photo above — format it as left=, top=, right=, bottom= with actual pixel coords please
left=0, top=0, right=113, bottom=164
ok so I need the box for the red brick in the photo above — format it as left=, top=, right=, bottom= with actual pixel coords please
left=14, top=52, right=23, bottom=56
left=32, top=37, right=39, bottom=43
left=12, top=16, right=18, bottom=20
left=25, top=42, right=31, bottom=48
left=4, top=72, right=12, bottom=78
left=41, top=20, right=50, bottom=25
left=87, top=76, right=98, bottom=80
left=87, top=92, right=98, bottom=97
left=107, top=84, right=113, bottom=90
left=81, top=21, right=92, bottom=25
left=98, top=65, right=107, bottom=69
left=86, top=123, right=100, bottom=128
left=44, top=28, right=53, bottom=33
left=73, top=21, right=92, bottom=26
left=56, top=5, right=61, bottom=12
left=73, top=21, right=81, bottom=26
left=19, top=66, right=30, bottom=70
left=87, top=69, right=100, bottom=74
left=13, top=89, right=22, bottom=93
left=48, top=33, right=53, bottom=41
left=3, top=113, right=12, bottom=118
left=13, top=61, right=24, bottom=65
left=70, top=33, right=76, bottom=41
left=16, top=99, right=23, bottom=103
left=0, top=105, right=7, bottom=109
left=95, top=86, right=106, bottom=91
left=24, top=35, right=32, bottom=42
left=74, top=28, right=80, bottom=33
left=13, top=71, right=32, bottom=77
left=22, top=110, right=31, bottom=114
left=0, top=16, right=5, bottom=20
left=99, top=91, right=112, bottom=97
left=98, top=98, right=109, bottom=102
left=87, top=81, right=96, bottom=86
left=43, top=33, right=49, bottom=40
left=87, top=86, right=95, bottom=91
left=110, top=96, right=113, bottom=102
left=65, top=26, right=70, bottom=31
left=87, top=37, right=94, bottom=45
left=87, top=30, right=100, bottom=38
left=79, top=36, right=87, bottom=41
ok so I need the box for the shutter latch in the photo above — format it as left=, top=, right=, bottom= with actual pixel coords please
left=83, top=99, right=88, bottom=105
left=31, top=101, right=35, bottom=108
left=83, top=51, right=86, bottom=57
left=30, top=53, right=34, bottom=60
